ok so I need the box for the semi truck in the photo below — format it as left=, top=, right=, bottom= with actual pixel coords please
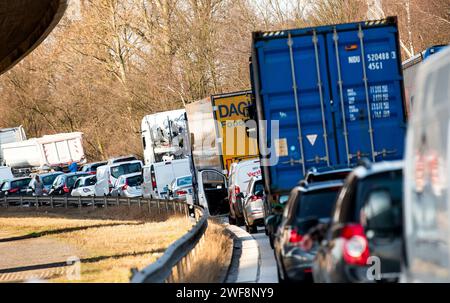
left=185, top=90, right=259, bottom=215
left=1, top=132, right=86, bottom=174
left=403, top=45, right=448, bottom=116
left=250, top=17, right=407, bottom=207
left=141, top=109, right=189, bottom=165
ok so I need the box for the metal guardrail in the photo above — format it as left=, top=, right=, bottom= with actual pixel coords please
left=130, top=204, right=208, bottom=283
left=0, top=195, right=208, bottom=283
left=0, top=195, right=187, bottom=215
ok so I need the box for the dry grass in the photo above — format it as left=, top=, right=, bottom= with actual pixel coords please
left=0, top=206, right=192, bottom=283
left=180, top=220, right=233, bottom=283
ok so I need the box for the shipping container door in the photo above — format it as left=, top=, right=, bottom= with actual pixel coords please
left=68, top=138, right=84, bottom=161
left=256, top=33, right=338, bottom=192
left=326, top=25, right=406, bottom=166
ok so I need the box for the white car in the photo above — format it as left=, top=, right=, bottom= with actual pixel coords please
left=71, top=175, right=97, bottom=197
left=227, top=158, right=261, bottom=225
left=110, top=173, right=143, bottom=198
left=242, top=176, right=265, bottom=233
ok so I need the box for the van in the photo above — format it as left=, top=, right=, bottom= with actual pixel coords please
left=227, top=158, right=261, bottom=225
left=95, top=160, right=143, bottom=196
left=142, top=158, right=190, bottom=199
left=403, top=46, right=450, bottom=282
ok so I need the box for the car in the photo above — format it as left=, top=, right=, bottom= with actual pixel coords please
left=95, top=160, right=143, bottom=196
left=0, top=166, right=13, bottom=184
left=80, top=161, right=107, bottom=175
left=300, top=167, right=353, bottom=186
left=227, top=158, right=261, bottom=225
left=168, top=175, right=193, bottom=200
left=265, top=194, right=289, bottom=249
left=274, top=181, right=344, bottom=283
left=110, top=173, right=143, bottom=198
left=48, top=172, right=91, bottom=196
left=313, top=161, right=403, bottom=283
left=71, top=175, right=97, bottom=197
left=26, top=171, right=64, bottom=195
left=242, top=176, right=265, bottom=233
left=107, top=155, right=138, bottom=165
left=0, top=177, right=32, bottom=198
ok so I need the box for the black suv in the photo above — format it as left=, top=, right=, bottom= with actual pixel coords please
left=274, top=181, right=344, bottom=283
left=313, top=161, right=403, bottom=283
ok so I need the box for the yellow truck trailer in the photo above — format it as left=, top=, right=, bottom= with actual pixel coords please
left=185, top=90, right=259, bottom=175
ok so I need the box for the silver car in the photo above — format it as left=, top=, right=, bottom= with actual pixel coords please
left=111, top=173, right=143, bottom=198
left=168, top=175, right=193, bottom=200
left=242, top=176, right=265, bottom=233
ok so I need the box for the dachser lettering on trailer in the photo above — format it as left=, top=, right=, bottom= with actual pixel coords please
left=216, top=101, right=252, bottom=119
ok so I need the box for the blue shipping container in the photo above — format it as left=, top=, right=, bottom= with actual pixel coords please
left=251, top=17, right=407, bottom=196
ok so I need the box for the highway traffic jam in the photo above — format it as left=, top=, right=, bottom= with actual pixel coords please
left=1, top=16, right=449, bottom=284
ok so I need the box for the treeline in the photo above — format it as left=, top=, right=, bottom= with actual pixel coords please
left=0, top=0, right=448, bottom=161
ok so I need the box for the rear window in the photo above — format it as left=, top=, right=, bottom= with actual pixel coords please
left=83, top=163, right=106, bottom=172
left=253, top=180, right=264, bottom=194
left=296, top=187, right=341, bottom=221
left=307, top=171, right=350, bottom=183
left=237, top=164, right=261, bottom=190
left=12, top=178, right=32, bottom=189
left=42, top=174, right=60, bottom=186
left=111, top=162, right=142, bottom=178
left=84, top=177, right=97, bottom=186
left=354, top=170, right=403, bottom=223
left=127, top=175, right=143, bottom=187
left=177, top=176, right=192, bottom=187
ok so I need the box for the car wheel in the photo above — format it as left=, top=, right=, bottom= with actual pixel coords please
left=269, top=234, right=274, bottom=249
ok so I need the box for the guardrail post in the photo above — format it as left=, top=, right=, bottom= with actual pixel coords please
left=92, top=196, right=95, bottom=208
left=104, top=196, right=107, bottom=208
left=138, top=198, right=141, bottom=208
left=3, top=196, right=6, bottom=207
left=20, top=196, right=23, bottom=207
left=148, top=200, right=151, bottom=213
left=79, top=197, right=82, bottom=209
left=65, top=196, right=68, bottom=208
left=35, top=196, right=39, bottom=208
left=157, top=200, right=161, bottom=214
left=128, top=198, right=131, bottom=208
left=165, top=200, right=169, bottom=212
left=116, top=197, right=120, bottom=207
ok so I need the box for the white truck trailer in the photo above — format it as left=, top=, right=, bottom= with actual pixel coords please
left=0, top=126, right=27, bottom=165
left=1, top=132, right=86, bottom=173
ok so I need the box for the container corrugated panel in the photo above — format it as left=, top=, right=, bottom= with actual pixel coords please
left=251, top=17, right=407, bottom=195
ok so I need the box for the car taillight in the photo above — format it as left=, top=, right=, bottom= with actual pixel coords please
left=8, top=188, right=19, bottom=193
left=234, top=185, right=240, bottom=195
left=288, top=228, right=303, bottom=244
left=342, top=224, right=369, bottom=266
left=176, top=190, right=187, bottom=196
left=250, top=195, right=258, bottom=202
left=122, top=181, right=129, bottom=191
left=63, top=185, right=70, bottom=193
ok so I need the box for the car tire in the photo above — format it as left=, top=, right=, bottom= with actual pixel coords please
left=264, top=226, right=269, bottom=236
left=228, top=215, right=236, bottom=225
left=269, top=234, right=274, bottom=249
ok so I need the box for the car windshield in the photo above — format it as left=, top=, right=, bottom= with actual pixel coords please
left=177, top=176, right=192, bottom=187
left=296, top=187, right=341, bottom=222
left=111, top=162, right=142, bottom=179
left=12, top=178, right=32, bottom=189
left=83, top=163, right=105, bottom=172
left=84, top=177, right=96, bottom=186
left=355, top=170, right=403, bottom=223
left=42, top=174, right=60, bottom=186
left=127, top=175, right=143, bottom=187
